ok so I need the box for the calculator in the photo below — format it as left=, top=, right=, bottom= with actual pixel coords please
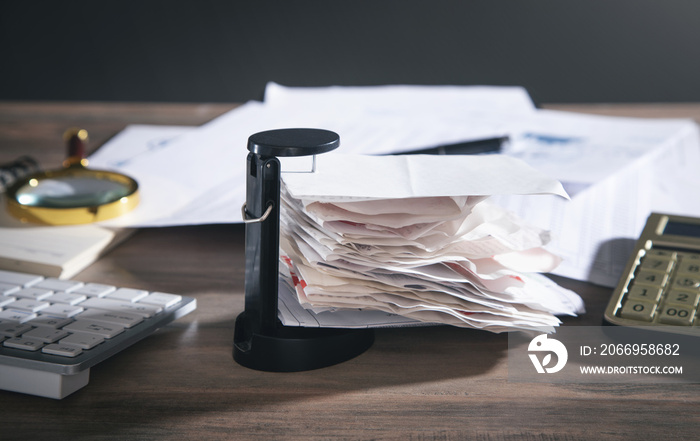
left=604, top=212, right=700, bottom=336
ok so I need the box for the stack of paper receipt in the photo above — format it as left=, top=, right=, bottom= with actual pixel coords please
left=277, top=154, right=585, bottom=332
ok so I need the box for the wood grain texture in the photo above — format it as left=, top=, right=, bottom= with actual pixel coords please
left=0, top=102, right=697, bottom=440
left=0, top=101, right=237, bottom=169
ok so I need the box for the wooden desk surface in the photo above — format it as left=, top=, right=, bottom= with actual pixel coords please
left=0, top=102, right=698, bottom=440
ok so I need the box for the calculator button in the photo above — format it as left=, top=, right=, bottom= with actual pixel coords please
left=620, top=300, right=657, bottom=322
left=634, top=270, right=669, bottom=288
left=664, top=290, right=700, bottom=307
left=676, top=251, right=700, bottom=261
left=657, top=305, right=695, bottom=326
left=672, top=276, right=700, bottom=290
left=640, top=257, right=674, bottom=273
left=626, top=285, right=663, bottom=302
left=676, top=261, right=700, bottom=276
left=646, top=249, right=677, bottom=259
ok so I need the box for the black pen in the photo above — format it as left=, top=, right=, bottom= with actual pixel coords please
left=394, top=135, right=508, bottom=156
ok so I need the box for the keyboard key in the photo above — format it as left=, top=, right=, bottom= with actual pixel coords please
left=72, top=283, right=116, bottom=298
left=0, top=270, right=43, bottom=287
left=78, top=309, right=143, bottom=328
left=40, top=303, right=84, bottom=318
left=80, top=298, right=162, bottom=317
left=32, top=278, right=84, bottom=292
left=42, top=344, right=82, bottom=357
left=28, top=315, right=74, bottom=329
left=3, top=337, right=44, bottom=351
left=59, top=332, right=104, bottom=350
left=63, top=320, right=125, bottom=338
left=45, top=291, right=87, bottom=305
left=13, top=287, right=53, bottom=301
left=106, top=288, right=149, bottom=303
left=0, top=322, right=33, bottom=337
left=0, top=282, right=21, bottom=296
left=0, top=309, right=37, bottom=323
left=22, top=327, right=69, bottom=343
left=6, top=298, right=50, bottom=313
left=140, top=292, right=182, bottom=308
left=0, top=296, right=16, bottom=308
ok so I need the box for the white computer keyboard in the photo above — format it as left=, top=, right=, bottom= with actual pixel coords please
left=0, top=269, right=196, bottom=399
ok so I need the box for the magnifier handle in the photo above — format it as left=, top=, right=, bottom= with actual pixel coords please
left=63, top=128, right=89, bottom=168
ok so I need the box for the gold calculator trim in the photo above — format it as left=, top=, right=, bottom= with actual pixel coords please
left=604, top=212, right=700, bottom=337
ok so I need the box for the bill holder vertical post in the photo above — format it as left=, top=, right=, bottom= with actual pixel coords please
left=234, top=128, right=374, bottom=372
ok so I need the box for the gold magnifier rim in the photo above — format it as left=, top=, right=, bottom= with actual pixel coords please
left=5, top=167, right=139, bottom=225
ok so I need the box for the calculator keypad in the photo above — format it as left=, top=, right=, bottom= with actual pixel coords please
left=619, top=248, right=699, bottom=326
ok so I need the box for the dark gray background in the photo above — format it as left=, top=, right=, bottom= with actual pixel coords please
left=3, top=0, right=699, bottom=105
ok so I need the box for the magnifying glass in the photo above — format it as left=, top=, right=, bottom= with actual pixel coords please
left=5, top=128, right=139, bottom=225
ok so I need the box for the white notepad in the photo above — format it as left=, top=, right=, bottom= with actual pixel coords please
left=0, top=195, right=132, bottom=279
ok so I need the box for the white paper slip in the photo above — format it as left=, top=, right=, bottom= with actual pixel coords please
left=282, top=154, right=569, bottom=203
left=277, top=280, right=424, bottom=329
left=264, top=82, right=537, bottom=114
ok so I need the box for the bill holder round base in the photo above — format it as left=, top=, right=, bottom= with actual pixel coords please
left=234, top=312, right=374, bottom=372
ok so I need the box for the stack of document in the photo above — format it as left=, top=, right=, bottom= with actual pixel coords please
left=277, top=154, right=584, bottom=332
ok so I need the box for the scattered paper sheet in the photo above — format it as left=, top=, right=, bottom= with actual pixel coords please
left=88, top=83, right=540, bottom=227
left=264, top=82, right=537, bottom=113
left=493, top=110, right=700, bottom=285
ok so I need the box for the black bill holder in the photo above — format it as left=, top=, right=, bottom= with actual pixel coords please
left=234, top=128, right=374, bottom=372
